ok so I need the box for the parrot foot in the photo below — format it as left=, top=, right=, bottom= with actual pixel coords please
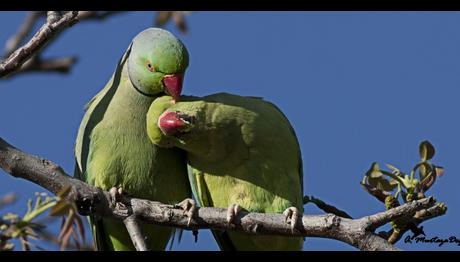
left=174, top=198, right=197, bottom=227
left=283, top=207, right=301, bottom=233
left=226, top=204, right=242, bottom=225
left=109, top=187, right=125, bottom=209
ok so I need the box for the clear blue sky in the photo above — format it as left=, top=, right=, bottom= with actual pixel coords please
left=1, top=11, right=459, bottom=251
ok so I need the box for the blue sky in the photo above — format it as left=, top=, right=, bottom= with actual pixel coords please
left=1, top=11, right=459, bottom=251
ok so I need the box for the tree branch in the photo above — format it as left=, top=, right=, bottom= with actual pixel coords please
left=0, top=136, right=441, bottom=251
left=3, top=11, right=43, bottom=57
left=123, top=215, right=150, bottom=251
left=7, top=56, right=79, bottom=76
left=304, top=195, right=353, bottom=219
left=76, top=11, right=125, bottom=21
left=1, top=11, right=126, bottom=79
left=0, top=11, right=79, bottom=78
left=378, top=201, right=447, bottom=244
left=0, top=11, right=189, bottom=79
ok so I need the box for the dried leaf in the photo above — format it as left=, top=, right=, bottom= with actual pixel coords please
left=0, top=193, right=18, bottom=210
left=60, top=224, right=73, bottom=251
left=360, top=182, right=390, bottom=203
left=58, top=212, right=74, bottom=241
left=74, top=214, right=85, bottom=243
left=435, top=166, right=445, bottom=177
left=20, top=235, right=30, bottom=251
left=378, top=177, right=399, bottom=192
left=57, top=185, right=72, bottom=198
left=419, top=140, right=435, bottom=161
left=155, top=11, right=172, bottom=26
left=172, top=12, right=188, bottom=33
left=49, top=200, right=71, bottom=217
left=366, top=162, right=383, bottom=178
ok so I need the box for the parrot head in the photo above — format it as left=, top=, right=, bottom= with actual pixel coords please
left=127, top=28, right=189, bottom=102
left=146, top=95, right=204, bottom=149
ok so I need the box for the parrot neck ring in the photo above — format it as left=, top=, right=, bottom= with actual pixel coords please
left=130, top=81, right=157, bottom=98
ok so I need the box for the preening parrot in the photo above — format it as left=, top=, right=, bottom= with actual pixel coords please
left=146, top=93, right=304, bottom=251
left=73, top=28, right=191, bottom=250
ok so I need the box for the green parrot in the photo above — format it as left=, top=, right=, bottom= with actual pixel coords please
left=146, top=93, right=304, bottom=251
left=74, top=28, right=192, bottom=250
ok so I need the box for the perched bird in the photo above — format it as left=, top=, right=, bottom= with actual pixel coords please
left=146, top=93, right=304, bottom=250
left=74, top=28, right=191, bottom=250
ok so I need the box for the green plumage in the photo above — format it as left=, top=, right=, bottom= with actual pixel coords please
left=147, top=93, right=304, bottom=250
left=74, top=28, right=191, bottom=250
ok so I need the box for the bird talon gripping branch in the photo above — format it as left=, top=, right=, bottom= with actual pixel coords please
left=283, top=207, right=300, bottom=233
left=174, top=198, right=197, bottom=227
left=226, top=204, right=242, bottom=225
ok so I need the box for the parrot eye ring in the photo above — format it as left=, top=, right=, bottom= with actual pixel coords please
left=146, top=61, right=155, bottom=72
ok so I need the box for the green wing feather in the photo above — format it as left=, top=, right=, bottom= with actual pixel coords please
left=73, top=47, right=131, bottom=251
left=182, top=94, right=303, bottom=250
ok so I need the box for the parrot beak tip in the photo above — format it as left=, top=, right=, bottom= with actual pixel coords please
left=158, top=111, right=186, bottom=136
left=163, top=73, right=184, bottom=103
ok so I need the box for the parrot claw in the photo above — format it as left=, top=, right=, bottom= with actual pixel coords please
left=109, top=186, right=125, bottom=209
left=283, top=207, right=300, bottom=233
left=174, top=198, right=197, bottom=227
left=226, top=204, right=242, bottom=225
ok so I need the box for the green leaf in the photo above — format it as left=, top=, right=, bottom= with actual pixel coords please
left=419, top=140, right=435, bottom=161
left=3, top=213, right=18, bottom=221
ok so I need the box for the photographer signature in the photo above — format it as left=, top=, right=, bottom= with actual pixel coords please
left=405, top=234, right=460, bottom=247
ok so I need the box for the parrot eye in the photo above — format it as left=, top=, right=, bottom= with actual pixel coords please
left=146, top=61, right=155, bottom=72
left=177, top=113, right=194, bottom=125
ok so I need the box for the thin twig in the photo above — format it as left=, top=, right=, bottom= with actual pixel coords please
left=304, top=195, right=353, bottom=219
left=76, top=11, right=124, bottom=21
left=14, top=56, right=78, bottom=75
left=4, top=11, right=43, bottom=57
left=0, top=11, right=79, bottom=78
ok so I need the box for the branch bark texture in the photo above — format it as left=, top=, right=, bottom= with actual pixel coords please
left=0, top=136, right=443, bottom=251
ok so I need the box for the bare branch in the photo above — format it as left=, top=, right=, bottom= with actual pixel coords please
left=76, top=11, right=125, bottom=21
left=0, top=11, right=79, bottom=78
left=123, top=215, right=150, bottom=251
left=1, top=11, right=187, bottom=79
left=4, top=11, right=43, bottom=56
left=362, top=197, right=436, bottom=231
left=7, top=56, right=78, bottom=77
left=304, top=195, right=353, bottom=219
left=0, top=136, right=442, bottom=250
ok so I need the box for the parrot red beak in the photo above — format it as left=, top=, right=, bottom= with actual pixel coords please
left=163, top=73, right=184, bottom=103
left=158, top=111, right=186, bottom=136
